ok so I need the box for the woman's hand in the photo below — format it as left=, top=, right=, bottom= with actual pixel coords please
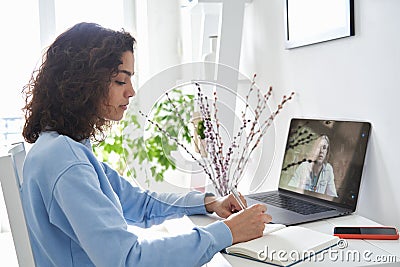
left=204, top=193, right=272, bottom=244
left=224, top=204, right=272, bottom=244
left=204, top=193, right=247, bottom=218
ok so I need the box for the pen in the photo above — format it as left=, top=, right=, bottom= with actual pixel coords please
left=230, top=186, right=247, bottom=210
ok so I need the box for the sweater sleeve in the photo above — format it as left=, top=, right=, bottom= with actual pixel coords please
left=50, top=163, right=232, bottom=267
left=101, top=162, right=209, bottom=227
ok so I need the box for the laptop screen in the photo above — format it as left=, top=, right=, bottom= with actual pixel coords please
left=278, top=118, right=371, bottom=209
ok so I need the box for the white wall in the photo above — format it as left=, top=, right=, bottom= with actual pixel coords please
left=239, top=0, right=400, bottom=227
left=116, top=0, right=400, bottom=227
left=136, top=0, right=182, bottom=86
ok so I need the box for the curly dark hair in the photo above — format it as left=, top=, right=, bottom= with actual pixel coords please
left=22, top=22, right=136, bottom=143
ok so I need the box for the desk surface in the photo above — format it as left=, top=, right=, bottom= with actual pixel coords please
left=189, top=214, right=400, bottom=266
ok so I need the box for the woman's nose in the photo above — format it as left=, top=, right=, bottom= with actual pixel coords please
left=126, top=83, right=135, bottom=98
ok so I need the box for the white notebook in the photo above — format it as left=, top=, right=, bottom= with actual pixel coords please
left=225, top=224, right=339, bottom=266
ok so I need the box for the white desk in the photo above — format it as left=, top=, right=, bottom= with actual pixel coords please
left=189, top=214, right=400, bottom=266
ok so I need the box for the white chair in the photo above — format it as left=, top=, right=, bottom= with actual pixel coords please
left=0, top=142, right=36, bottom=266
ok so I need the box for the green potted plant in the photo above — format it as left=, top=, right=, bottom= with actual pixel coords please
left=93, top=88, right=195, bottom=185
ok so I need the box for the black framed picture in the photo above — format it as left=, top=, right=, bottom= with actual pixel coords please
left=284, top=0, right=354, bottom=49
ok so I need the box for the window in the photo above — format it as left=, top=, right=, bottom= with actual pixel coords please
left=0, top=1, right=41, bottom=147
left=0, top=0, right=129, bottom=147
left=54, top=0, right=124, bottom=38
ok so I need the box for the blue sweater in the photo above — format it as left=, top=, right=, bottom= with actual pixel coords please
left=21, top=132, right=231, bottom=266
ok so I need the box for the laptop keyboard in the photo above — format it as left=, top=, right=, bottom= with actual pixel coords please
left=250, top=193, right=335, bottom=215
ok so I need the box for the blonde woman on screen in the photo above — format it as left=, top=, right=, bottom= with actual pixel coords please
left=288, top=135, right=338, bottom=197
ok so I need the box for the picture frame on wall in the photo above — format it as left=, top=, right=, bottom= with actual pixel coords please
left=284, top=0, right=355, bottom=49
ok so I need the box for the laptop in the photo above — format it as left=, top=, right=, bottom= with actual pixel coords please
left=245, top=118, right=371, bottom=226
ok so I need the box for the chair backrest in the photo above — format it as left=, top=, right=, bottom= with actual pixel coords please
left=8, top=142, right=26, bottom=187
left=0, top=142, right=36, bottom=267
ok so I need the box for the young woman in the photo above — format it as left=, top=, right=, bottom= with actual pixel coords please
left=21, top=22, right=271, bottom=266
left=288, top=135, right=338, bottom=197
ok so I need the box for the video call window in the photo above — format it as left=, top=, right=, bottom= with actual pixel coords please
left=279, top=119, right=370, bottom=206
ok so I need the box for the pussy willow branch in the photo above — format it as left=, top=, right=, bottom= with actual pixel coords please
left=232, top=92, right=295, bottom=186
left=212, top=91, right=226, bottom=187
left=232, top=85, right=272, bottom=182
left=138, top=110, right=222, bottom=193
left=226, top=75, right=257, bottom=187
left=196, top=87, right=221, bottom=193
left=139, top=78, right=294, bottom=196
left=195, top=83, right=226, bottom=194
left=163, top=91, right=214, bottom=180
left=196, top=88, right=221, bottom=191
left=230, top=79, right=272, bottom=186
